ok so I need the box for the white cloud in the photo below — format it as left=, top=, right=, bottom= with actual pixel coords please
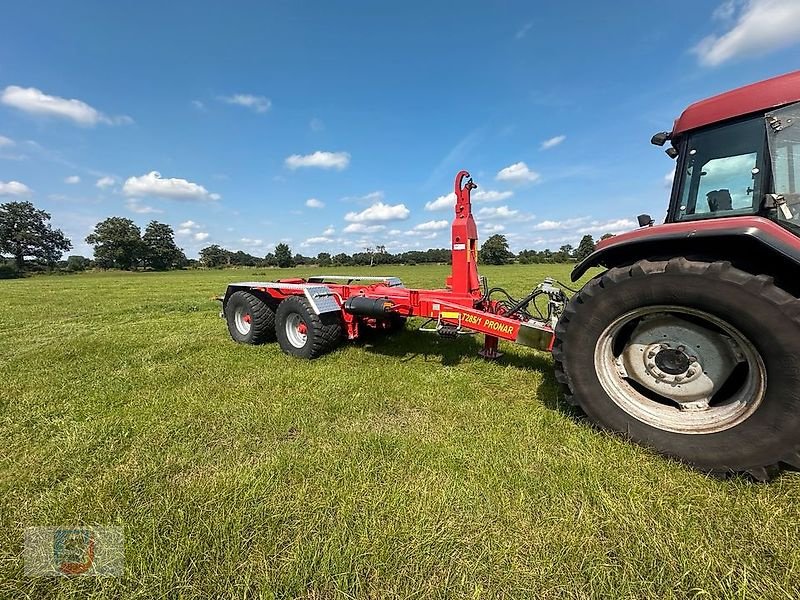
left=64, top=175, right=81, bottom=184
left=424, top=189, right=513, bottom=211
left=125, top=200, right=162, bottom=214
left=194, top=232, right=209, bottom=242
left=0, top=135, right=13, bottom=147
left=191, top=100, right=206, bottom=111
left=665, top=168, right=676, bottom=188
left=515, top=22, right=534, bottom=39
left=496, top=161, right=541, bottom=183
left=177, top=221, right=204, bottom=236
left=713, top=0, right=739, bottom=21
left=302, top=236, right=334, bottom=246
left=694, top=0, right=800, bottom=66
left=531, top=217, right=590, bottom=231
left=474, top=189, right=514, bottom=202
left=345, top=202, right=410, bottom=222
left=123, top=171, right=220, bottom=201
left=425, top=192, right=455, bottom=211
left=323, top=226, right=335, bottom=235
left=482, top=223, right=506, bottom=233
left=241, top=237, right=263, bottom=245
left=577, top=218, right=637, bottom=234
left=342, top=190, right=384, bottom=204
left=220, top=94, right=271, bottom=113
left=285, top=151, right=350, bottom=170
left=309, top=117, right=324, bottom=132
left=477, top=205, right=519, bottom=220
left=305, top=198, right=324, bottom=208
left=540, top=135, right=566, bottom=150
left=96, top=176, right=115, bottom=189
left=0, top=85, right=132, bottom=126
left=526, top=216, right=634, bottom=237
left=343, top=223, right=386, bottom=233
left=413, top=220, right=449, bottom=231
left=0, top=180, right=31, bottom=196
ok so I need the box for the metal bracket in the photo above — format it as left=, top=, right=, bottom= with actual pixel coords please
left=418, top=312, right=476, bottom=335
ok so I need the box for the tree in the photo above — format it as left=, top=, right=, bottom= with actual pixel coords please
left=199, top=244, right=228, bottom=268
left=317, top=252, right=331, bottom=267
left=66, top=255, right=90, bottom=271
left=479, top=234, right=513, bottom=265
left=142, top=221, right=184, bottom=270
left=575, top=234, right=596, bottom=261
left=0, top=201, right=72, bottom=270
left=274, top=243, right=293, bottom=268
left=600, top=233, right=615, bottom=241
left=86, top=217, right=142, bottom=270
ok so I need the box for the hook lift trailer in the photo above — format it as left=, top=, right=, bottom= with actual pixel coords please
left=221, top=71, right=800, bottom=480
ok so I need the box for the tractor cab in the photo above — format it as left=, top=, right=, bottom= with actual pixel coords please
left=654, top=71, right=800, bottom=233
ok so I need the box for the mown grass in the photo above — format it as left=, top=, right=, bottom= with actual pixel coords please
left=1, top=264, right=799, bottom=599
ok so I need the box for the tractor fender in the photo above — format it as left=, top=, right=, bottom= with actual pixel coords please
left=571, top=216, right=800, bottom=295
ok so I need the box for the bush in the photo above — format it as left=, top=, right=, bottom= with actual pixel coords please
left=0, top=262, right=21, bottom=279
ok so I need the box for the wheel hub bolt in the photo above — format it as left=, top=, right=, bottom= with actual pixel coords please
left=660, top=343, right=669, bottom=349
left=687, top=369, right=695, bottom=377
left=688, top=356, right=697, bottom=363
left=677, top=345, right=685, bottom=352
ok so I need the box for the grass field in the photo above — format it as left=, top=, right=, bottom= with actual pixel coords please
left=1, top=264, right=799, bottom=599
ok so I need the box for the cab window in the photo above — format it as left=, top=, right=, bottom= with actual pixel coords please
left=674, top=116, right=765, bottom=221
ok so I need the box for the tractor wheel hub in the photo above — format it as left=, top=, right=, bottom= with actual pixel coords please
left=653, top=348, right=689, bottom=375
left=642, top=342, right=701, bottom=385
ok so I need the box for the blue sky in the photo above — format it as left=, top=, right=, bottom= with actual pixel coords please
left=1, top=0, right=800, bottom=259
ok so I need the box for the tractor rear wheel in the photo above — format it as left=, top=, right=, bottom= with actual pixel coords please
left=275, top=296, right=342, bottom=359
left=554, top=258, right=800, bottom=480
left=225, top=291, right=276, bottom=344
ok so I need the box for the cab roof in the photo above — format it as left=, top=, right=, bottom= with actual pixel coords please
left=672, top=70, right=800, bottom=137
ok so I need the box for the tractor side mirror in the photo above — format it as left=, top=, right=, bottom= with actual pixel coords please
left=637, top=214, right=654, bottom=227
left=651, top=132, right=670, bottom=146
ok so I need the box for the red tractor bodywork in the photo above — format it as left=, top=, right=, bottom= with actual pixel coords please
left=573, top=70, right=800, bottom=291
left=672, top=70, right=800, bottom=136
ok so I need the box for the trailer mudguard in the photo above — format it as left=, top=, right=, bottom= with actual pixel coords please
left=571, top=216, right=800, bottom=292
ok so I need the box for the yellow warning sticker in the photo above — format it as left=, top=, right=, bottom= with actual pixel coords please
left=440, top=311, right=461, bottom=319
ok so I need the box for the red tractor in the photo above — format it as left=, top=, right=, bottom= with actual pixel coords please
left=221, top=71, right=800, bottom=480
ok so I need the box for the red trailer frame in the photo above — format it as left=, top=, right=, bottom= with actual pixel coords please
left=222, top=171, right=563, bottom=357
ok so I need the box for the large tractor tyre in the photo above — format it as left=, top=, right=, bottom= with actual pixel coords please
left=275, top=296, right=343, bottom=359
left=225, top=291, right=276, bottom=345
left=553, top=258, right=800, bottom=481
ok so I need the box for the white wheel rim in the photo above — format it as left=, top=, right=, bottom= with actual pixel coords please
left=285, top=313, right=308, bottom=348
left=594, top=305, right=766, bottom=434
left=234, top=306, right=251, bottom=335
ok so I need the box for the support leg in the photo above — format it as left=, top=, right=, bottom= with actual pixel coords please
left=479, top=335, right=503, bottom=360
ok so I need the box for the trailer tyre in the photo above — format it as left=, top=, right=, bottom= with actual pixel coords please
left=275, top=296, right=342, bottom=359
left=225, top=291, right=276, bottom=344
left=553, top=258, right=800, bottom=480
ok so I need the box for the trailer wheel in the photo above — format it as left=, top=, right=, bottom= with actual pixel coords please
left=553, top=258, right=800, bottom=480
left=275, top=296, right=342, bottom=359
left=225, top=291, right=276, bottom=344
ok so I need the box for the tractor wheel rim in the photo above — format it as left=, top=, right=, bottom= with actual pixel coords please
left=234, top=307, right=252, bottom=335
left=594, top=305, right=766, bottom=434
left=285, top=313, right=308, bottom=348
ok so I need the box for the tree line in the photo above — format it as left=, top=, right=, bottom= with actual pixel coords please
left=1, top=200, right=612, bottom=278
